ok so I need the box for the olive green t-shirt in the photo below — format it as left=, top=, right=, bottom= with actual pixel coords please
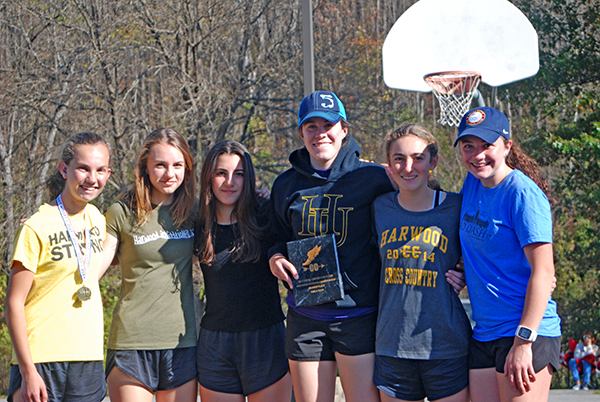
left=106, top=201, right=196, bottom=349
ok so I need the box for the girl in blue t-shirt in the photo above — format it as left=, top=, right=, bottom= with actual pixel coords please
left=455, top=107, right=561, bottom=402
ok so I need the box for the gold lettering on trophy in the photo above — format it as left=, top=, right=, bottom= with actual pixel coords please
left=303, top=245, right=322, bottom=266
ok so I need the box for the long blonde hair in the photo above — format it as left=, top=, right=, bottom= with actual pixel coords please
left=124, top=128, right=196, bottom=227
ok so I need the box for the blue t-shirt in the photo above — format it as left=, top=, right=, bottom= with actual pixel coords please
left=459, top=170, right=561, bottom=341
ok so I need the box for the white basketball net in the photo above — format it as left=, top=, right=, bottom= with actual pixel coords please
left=424, top=72, right=482, bottom=127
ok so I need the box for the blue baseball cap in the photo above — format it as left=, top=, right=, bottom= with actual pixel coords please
left=298, top=91, right=347, bottom=126
left=454, top=107, right=510, bottom=147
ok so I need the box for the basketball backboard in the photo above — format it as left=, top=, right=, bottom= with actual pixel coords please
left=382, top=0, right=539, bottom=92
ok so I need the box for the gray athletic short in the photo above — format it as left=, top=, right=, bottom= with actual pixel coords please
left=8, top=361, right=106, bottom=402
left=374, top=355, right=469, bottom=401
left=469, top=335, right=561, bottom=373
left=197, top=322, right=289, bottom=396
left=105, top=347, right=197, bottom=391
left=285, top=308, right=377, bottom=361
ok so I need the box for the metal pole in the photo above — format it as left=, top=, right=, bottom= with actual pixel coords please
left=491, top=87, right=498, bottom=108
left=302, top=0, right=315, bottom=96
left=472, top=89, right=486, bottom=108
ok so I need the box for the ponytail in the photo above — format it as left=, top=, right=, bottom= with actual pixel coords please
left=505, top=139, right=553, bottom=203
left=46, top=132, right=111, bottom=200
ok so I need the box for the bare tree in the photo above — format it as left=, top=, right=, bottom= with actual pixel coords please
left=0, top=0, right=428, bottom=273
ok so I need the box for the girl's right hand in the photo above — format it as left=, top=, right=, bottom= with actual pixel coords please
left=21, top=367, right=48, bottom=402
left=504, top=338, right=536, bottom=394
left=269, top=253, right=298, bottom=288
left=384, top=164, right=399, bottom=190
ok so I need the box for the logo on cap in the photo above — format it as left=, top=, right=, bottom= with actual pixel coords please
left=319, top=94, right=336, bottom=109
left=467, top=110, right=486, bottom=126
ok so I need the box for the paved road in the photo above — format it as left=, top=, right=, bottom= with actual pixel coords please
left=547, top=389, right=600, bottom=401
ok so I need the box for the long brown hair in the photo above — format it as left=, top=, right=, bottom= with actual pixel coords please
left=385, top=123, right=442, bottom=191
left=504, top=138, right=553, bottom=202
left=47, top=132, right=111, bottom=200
left=195, top=140, right=264, bottom=264
left=124, top=128, right=196, bottom=227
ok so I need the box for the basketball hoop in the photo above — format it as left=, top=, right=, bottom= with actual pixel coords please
left=424, top=71, right=482, bottom=127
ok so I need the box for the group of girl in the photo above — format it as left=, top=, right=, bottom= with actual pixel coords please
left=371, top=110, right=560, bottom=402
left=6, top=130, right=288, bottom=402
left=6, top=90, right=560, bottom=402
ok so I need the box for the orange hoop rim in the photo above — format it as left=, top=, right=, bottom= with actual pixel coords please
left=424, top=71, right=482, bottom=95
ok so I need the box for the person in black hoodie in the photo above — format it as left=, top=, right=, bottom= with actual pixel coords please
left=269, top=91, right=394, bottom=402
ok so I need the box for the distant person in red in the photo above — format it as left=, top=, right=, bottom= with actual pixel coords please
left=568, top=330, right=598, bottom=390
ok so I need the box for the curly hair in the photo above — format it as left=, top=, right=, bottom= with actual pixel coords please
left=504, top=138, right=553, bottom=203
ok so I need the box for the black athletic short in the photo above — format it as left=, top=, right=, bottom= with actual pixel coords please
left=197, top=322, right=289, bottom=396
left=374, top=355, right=469, bottom=401
left=8, top=361, right=106, bottom=402
left=285, top=308, right=377, bottom=361
left=106, top=347, right=197, bottom=391
left=469, top=335, right=560, bottom=373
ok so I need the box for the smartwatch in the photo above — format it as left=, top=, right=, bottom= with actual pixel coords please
left=515, top=325, right=537, bottom=342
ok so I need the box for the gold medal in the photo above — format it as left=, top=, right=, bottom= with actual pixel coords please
left=77, top=286, right=92, bottom=301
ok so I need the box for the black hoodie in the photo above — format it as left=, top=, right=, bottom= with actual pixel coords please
left=269, top=136, right=394, bottom=309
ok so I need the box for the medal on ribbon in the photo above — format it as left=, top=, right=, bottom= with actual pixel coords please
left=77, top=286, right=92, bottom=301
left=56, top=195, right=92, bottom=302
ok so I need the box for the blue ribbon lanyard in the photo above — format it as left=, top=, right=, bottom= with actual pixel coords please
left=56, top=195, right=91, bottom=284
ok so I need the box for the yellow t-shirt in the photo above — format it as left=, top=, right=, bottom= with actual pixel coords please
left=10, top=203, right=105, bottom=364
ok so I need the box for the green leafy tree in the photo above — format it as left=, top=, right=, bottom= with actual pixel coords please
left=550, top=101, right=600, bottom=338
left=510, top=0, right=600, bottom=343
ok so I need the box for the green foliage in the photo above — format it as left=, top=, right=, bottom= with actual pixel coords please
left=430, top=124, right=467, bottom=194
left=507, top=0, right=600, bottom=357
left=551, top=367, right=571, bottom=389
left=549, top=102, right=600, bottom=341
left=514, top=0, right=600, bottom=103
left=100, top=268, right=122, bottom=357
